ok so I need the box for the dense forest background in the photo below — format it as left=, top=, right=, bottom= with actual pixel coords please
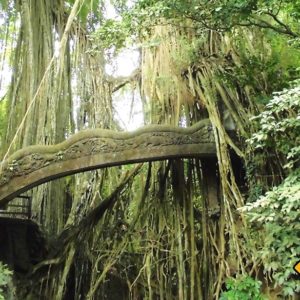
left=0, top=0, right=299, bottom=299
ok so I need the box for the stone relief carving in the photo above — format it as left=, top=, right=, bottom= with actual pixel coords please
left=0, top=120, right=214, bottom=187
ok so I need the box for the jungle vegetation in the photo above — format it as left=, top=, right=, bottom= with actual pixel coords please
left=0, top=0, right=299, bottom=299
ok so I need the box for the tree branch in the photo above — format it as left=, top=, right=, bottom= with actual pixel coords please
left=108, top=68, right=141, bottom=93
left=265, top=11, right=298, bottom=37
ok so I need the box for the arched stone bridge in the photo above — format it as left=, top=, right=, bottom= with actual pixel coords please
left=0, top=119, right=216, bottom=206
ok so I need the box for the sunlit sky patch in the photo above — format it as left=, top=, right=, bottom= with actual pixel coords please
left=104, top=1, right=144, bottom=131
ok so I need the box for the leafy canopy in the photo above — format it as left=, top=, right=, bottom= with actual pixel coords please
left=130, top=0, right=300, bottom=38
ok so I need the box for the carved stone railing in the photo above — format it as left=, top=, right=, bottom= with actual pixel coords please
left=0, top=119, right=215, bottom=205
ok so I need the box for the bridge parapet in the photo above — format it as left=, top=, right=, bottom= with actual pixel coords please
left=0, top=119, right=215, bottom=205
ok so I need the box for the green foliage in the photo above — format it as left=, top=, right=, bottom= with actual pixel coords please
left=0, top=262, right=12, bottom=300
left=246, top=181, right=264, bottom=202
left=171, top=36, right=199, bottom=69
left=90, top=0, right=300, bottom=57
left=206, top=0, right=299, bottom=33
left=244, top=81, right=300, bottom=296
left=242, top=170, right=300, bottom=296
left=220, top=275, right=265, bottom=300
left=129, top=0, right=300, bottom=38
left=90, top=17, right=132, bottom=50
left=248, top=80, right=300, bottom=169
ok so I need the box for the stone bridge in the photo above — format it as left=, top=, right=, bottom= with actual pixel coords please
left=0, top=119, right=216, bottom=206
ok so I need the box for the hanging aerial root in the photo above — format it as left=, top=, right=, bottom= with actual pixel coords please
left=26, top=164, right=143, bottom=296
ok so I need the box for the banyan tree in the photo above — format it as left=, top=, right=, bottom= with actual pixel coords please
left=0, top=0, right=299, bottom=299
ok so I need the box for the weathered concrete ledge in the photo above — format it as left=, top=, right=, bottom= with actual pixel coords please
left=0, top=119, right=215, bottom=205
